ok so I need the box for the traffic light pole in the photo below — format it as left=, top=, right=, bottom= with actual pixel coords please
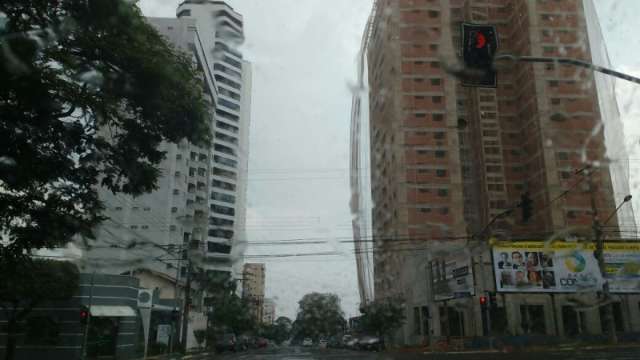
left=585, top=168, right=617, bottom=345
left=494, top=54, right=640, bottom=85
left=80, top=272, right=95, bottom=360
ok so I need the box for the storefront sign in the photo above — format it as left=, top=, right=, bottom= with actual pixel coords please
left=431, top=250, right=475, bottom=301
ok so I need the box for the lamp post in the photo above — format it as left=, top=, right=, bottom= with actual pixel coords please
left=588, top=164, right=632, bottom=344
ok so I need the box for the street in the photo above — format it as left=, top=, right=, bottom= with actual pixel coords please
left=204, top=346, right=640, bottom=360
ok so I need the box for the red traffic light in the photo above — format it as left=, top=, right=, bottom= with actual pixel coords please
left=80, top=306, right=90, bottom=324
left=475, top=32, right=487, bottom=48
left=479, top=296, right=488, bottom=305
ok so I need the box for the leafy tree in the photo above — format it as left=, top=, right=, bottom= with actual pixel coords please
left=295, top=293, right=345, bottom=340
left=359, top=298, right=406, bottom=337
left=259, top=316, right=292, bottom=345
left=0, top=0, right=210, bottom=260
left=0, top=259, right=79, bottom=360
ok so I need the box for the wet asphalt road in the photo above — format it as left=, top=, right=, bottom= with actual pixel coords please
left=209, top=345, right=640, bottom=360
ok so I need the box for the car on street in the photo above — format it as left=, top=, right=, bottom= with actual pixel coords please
left=215, top=333, right=237, bottom=353
left=319, top=339, right=328, bottom=348
left=302, top=338, right=313, bottom=347
left=357, top=335, right=384, bottom=351
left=345, top=336, right=359, bottom=349
left=256, top=337, right=268, bottom=348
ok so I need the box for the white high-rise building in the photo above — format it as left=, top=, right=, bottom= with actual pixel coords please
left=85, top=1, right=251, bottom=285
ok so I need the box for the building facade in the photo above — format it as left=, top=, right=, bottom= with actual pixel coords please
left=262, top=298, right=276, bottom=325
left=85, top=0, right=251, bottom=290
left=362, top=0, right=639, bottom=345
left=242, top=263, right=265, bottom=324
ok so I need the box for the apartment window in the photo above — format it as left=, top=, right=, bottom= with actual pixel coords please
left=429, top=44, right=438, bottom=51
left=433, top=132, right=445, bottom=140
left=435, top=150, right=446, bottom=158
left=144, top=207, right=151, bottom=211
left=439, top=207, right=449, bottom=215
left=430, top=78, right=441, bottom=86
left=431, top=61, right=440, bottom=68
left=415, top=113, right=426, bottom=118
left=433, top=114, right=444, bottom=121
left=190, top=151, right=197, bottom=161
left=171, top=207, right=178, bottom=213
left=488, top=184, right=504, bottom=191
left=170, top=225, right=177, bottom=231
left=432, top=96, right=442, bottom=103
left=414, top=78, right=424, bottom=83
left=487, top=165, right=502, bottom=173
left=549, top=80, right=559, bottom=87
left=420, top=208, right=431, bottom=213
left=428, top=10, right=439, bottom=18
left=141, top=225, right=149, bottom=230
left=419, top=188, right=431, bottom=193
left=130, top=225, right=138, bottom=230
left=173, top=189, right=180, bottom=195
left=551, top=98, right=561, bottom=105
left=415, top=95, right=425, bottom=100
left=132, top=207, right=139, bottom=211
left=437, top=189, right=448, bottom=197
left=176, top=154, right=182, bottom=160
left=436, top=169, right=447, bottom=177
left=115, top=207, right=123, bottom=211
left=189, top=168, right=196, bottom=176
left=418, top=169, right=430, bottom=173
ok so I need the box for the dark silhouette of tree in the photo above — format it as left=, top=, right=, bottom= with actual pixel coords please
left=295, top=293, right=345, bottom=340
left=360, top=298, right=406, bottom=337
left=0, top=0, right=211, bottom=261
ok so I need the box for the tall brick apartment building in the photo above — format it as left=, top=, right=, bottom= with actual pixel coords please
left=364, top=0, right=639, bottom=344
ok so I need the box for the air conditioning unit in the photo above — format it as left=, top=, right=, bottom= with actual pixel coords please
left=138, top=289, right=153, bottom=309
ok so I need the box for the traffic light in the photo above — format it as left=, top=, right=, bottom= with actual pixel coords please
left=80, top=305, right=89, bottom=325
left=520, top=192, right=533, bottom=223
left=462, top=23, right=498, bottom=87
left=479, top=296, right=488, bottom=309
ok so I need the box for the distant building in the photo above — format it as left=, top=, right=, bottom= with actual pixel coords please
left=242, top=263, right=265, bottom=323
left=262, top=298, right=276, bottom=325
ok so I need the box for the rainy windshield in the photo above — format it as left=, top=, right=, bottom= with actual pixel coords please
left=1, top=1, right=640, bottom=359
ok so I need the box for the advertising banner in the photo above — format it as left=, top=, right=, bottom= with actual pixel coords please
left=492, top=241, right=640, bottom=293
left=431, top=250, right=475, bottom=301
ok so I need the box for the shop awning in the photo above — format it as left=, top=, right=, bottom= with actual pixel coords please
left=90, top=305, right=137, bottom=317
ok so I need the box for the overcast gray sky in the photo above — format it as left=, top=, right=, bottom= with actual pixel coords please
left=138, top=0, right=640, bottom=320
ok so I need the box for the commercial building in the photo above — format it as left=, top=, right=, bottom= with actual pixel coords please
left=242, top=263, right=266, bottom=324
left=263, top=298, right=276, bottom=325
left=357, top=0, right=639, bottom=345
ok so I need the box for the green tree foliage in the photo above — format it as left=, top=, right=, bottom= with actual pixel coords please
left=0, top=0, right=211, bottom=260
left=0, top=259, right=79, bottom=360
left=193, top=270, right=255, bottom=336
left=295, top=293, right=345, bottom=340
left=259, top=316, right=292, bottom=345
left=359, top=298, right=406, bottom=337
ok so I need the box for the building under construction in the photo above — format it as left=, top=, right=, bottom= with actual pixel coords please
left=351, top=0, right=640, bottom=346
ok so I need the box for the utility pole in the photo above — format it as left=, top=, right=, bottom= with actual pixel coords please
left=180, top=235, right=192, bottom=353
left=585, top=167, right=617, bottom=344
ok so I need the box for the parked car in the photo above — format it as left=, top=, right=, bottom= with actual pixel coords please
left=345, top=336, right=359, bottom=349
left=357, top=335, right=384, bottom=351
left=256, top=337, right=268, bottom=348
left=302, top=337, right=313, bottom=347
left=327, top=336, right=342, bottom=348
left=215, top=333, right=237, bottom=353
left=318, top=339, right=328, bottom=348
